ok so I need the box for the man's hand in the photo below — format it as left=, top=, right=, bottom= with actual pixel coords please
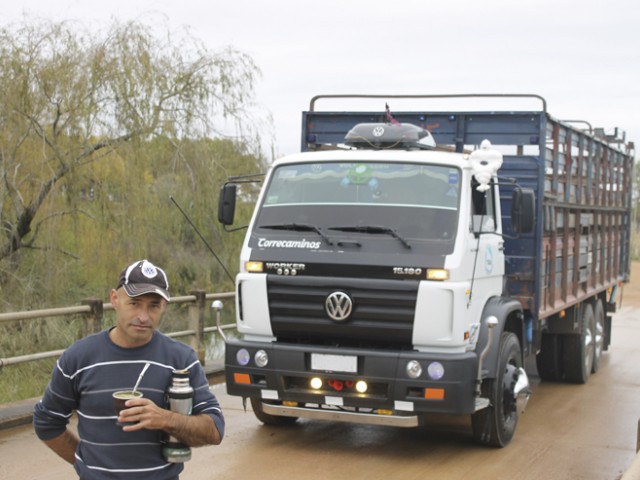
left=118, top=397, right=221, bottom=446
left=118, top=397, right=172, bottom=431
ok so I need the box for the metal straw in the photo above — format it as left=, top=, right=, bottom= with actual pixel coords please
left=132, top=362, right=150, bottom=394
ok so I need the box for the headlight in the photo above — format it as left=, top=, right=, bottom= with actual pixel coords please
left=406, top=360, right=422, bottom=379
left=236, top=348, right=250, bottom=366
left=427, top=362, right=445, bottom=380
left=254, top=349, right=269, bottom=367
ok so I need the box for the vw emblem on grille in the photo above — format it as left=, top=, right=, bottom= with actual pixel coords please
left=325, top=291, right=353, bottom=322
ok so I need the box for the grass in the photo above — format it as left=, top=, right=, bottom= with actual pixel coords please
left=0, top=359, right=58, bottom=404
left=0, top=315, right=97, bottom=403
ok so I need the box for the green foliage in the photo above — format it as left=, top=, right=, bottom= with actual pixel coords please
left=0, top=18, right=266, bottom=309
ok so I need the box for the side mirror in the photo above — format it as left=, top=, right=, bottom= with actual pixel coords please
left=511, top=187, right=535, bottom=234
left=218, top=184, right=237, bottom=226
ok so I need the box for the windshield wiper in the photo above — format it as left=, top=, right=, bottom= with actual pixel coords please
left=259, top=223, right=333, bottom=245
left=328, top=225, right=411, bottom=249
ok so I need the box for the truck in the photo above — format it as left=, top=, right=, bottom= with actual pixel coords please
left=217, top=94, right=635, bottom=447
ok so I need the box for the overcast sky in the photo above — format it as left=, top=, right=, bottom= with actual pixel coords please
left=3, top=0, right=639, bottom=159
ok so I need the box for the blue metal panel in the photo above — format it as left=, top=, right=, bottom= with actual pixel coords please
left=302, top=111, right=544, bottom=152
left=300, top=107, right=633, bottom=323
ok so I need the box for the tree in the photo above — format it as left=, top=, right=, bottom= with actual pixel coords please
left=0, top=19, right=263, bottom=302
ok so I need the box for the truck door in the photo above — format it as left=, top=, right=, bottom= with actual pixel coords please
left=470, top=179, right=505, bottom=299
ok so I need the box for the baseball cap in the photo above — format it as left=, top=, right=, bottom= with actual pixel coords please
left=116, top=259, right=170, bottom=301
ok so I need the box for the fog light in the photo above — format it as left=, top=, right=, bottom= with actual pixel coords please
left=427, top=362, right=445, bottom=380
left=310, top=377, right=323, bottom=390
left=406, top=360, right=422, bottom=379
left=355, top=380, right=368, bottom=393
left=375, top=409, right=393, bottom=416
left=236, top=348, right=250, bottom=366
left=255, top=350, right=269, bottom=367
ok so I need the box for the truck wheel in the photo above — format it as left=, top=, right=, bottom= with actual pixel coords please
left=471, top=332, right=522, bottom=447
left=536, top=332, right=562, bottom=381
left=592, top=300, right=605, bottom=373
left=250, top=397, right=298, bottom=426
left=562, top=304, right=595, bottom=384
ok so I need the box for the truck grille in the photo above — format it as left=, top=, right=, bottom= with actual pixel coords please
left=267, top=275, right=418, bottom=348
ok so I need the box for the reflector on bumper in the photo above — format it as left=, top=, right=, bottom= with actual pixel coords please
left=234, top=373, right=251, bottom=384
left=424, top=388, right=445, bottom=400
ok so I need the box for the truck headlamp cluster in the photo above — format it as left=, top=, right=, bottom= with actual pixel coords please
left=235, top=348, right=269, bottom=367
left=406, top=360, right=445, bottom=380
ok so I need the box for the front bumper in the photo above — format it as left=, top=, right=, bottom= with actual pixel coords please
left=225, top=340, right=480, bottom=421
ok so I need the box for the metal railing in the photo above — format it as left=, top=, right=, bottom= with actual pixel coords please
left=0, top=290, right=236, bottom=368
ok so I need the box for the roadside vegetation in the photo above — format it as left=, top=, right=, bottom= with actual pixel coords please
left=0, top=18, right=264, bottom=402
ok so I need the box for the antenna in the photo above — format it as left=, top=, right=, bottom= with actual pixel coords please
left=169, top=196, right=235, bottom=286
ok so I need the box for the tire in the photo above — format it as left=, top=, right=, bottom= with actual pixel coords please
left=471, top=332, right=522, bottom=447
left=562, top=304, right=595, bottom=384
left=250, top=397, right=298, bottom=426
left=592, top=300, right=605, bottom=373
left=536, top=332, right=562, bottom=381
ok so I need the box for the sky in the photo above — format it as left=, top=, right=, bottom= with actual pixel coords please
left=2, top=0, right=639, bottom=160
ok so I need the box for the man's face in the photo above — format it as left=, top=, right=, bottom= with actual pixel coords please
left=109, top=288, right=167, bottom=348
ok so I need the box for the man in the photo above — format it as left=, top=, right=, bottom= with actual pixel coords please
left=33, top=259, right=224, bottom=479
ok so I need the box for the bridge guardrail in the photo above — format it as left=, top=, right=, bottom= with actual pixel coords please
left=0, top=290, right=235, bottom=368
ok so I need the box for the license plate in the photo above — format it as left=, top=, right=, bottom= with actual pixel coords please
left=311, top=353, right=357, bottom=373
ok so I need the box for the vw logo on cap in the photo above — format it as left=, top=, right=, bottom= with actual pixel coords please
left=325, top=291, right=353, bottom=322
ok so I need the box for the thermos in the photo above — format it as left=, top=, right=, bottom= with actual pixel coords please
left=162, top=369, right=194, bottom=462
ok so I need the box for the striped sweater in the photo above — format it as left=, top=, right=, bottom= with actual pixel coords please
left=33, top=329, right=225, bottom=479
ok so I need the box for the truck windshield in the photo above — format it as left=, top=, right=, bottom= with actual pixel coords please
left=257, top=161, right=460, bottom=247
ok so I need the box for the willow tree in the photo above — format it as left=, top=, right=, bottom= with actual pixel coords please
left=0, top=19, right=263, bottom=304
